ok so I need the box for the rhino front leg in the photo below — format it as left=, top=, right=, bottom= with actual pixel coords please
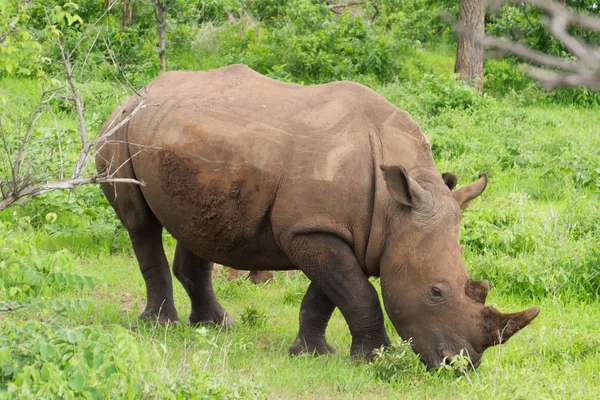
left=289, top=282, right=336, bottom=356
left=172, top=243, right=234, bottom=327
left=284, top=234, right=391, bottom=359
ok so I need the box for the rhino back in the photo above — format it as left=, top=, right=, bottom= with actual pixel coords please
left=122, top=65, right=430, bottom=271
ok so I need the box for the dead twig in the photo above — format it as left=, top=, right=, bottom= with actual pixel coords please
left=0, top=22, right=17, bottom=44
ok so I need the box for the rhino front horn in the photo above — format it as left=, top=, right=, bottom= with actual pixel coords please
left=483, top=306, right=540, bottom=346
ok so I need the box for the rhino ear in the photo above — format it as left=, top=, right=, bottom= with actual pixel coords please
left=380, top=165, right=431, bottom=209
left=453, top=174, right=487, bottom=209
left=441, top=173, right=457, bottom=190
left=483, top=306, right=540, bottom=346
left=465, top=279, right=489, bottom=304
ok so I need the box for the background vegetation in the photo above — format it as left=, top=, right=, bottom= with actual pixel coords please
left=1, top=0, right=599, bottom=398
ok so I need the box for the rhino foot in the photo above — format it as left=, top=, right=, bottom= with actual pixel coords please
left=190, top=310, right=235, bottom=329
left=139, top=306, right=180, bottom=326
left=350, top=331, right=391, bottom=360
left=289, top=336, right=335, bottom=356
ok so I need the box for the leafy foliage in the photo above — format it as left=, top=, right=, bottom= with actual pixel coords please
left=0, top=321, right=265, bottom=399
left=368, top=339, right=425, bottom=381
left=1, top=0, right=600, bottom=397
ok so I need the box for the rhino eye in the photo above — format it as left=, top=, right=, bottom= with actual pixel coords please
left=431, top=287, right=443, bottom=297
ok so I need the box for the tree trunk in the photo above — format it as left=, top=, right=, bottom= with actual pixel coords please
left=455, top=0, right=485, bottom=92
left=153, top=0, right=166, bottom=73
left=121, top=0, right=137, bottom=27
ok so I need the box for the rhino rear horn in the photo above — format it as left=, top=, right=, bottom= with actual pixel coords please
left=453, top=174, right=487, bottom=209
left=380, top=165, right=432, bottom=210
left=442, top=173, right=457, bottom=190
left=483, top=306, right=540, bottom=346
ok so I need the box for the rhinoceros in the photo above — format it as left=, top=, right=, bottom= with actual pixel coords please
left=96, top=65, right=539, bottom=368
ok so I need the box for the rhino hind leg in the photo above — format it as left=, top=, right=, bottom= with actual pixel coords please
left=283, top=234, right=391, bottom=359
left=172, top=243, right=234, bottom=327
left=98, top=181, right=179, bottom=325
left=289, top=282, right=336, bottom=356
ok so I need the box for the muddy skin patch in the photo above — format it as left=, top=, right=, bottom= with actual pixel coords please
left=157, top=149, right=261, bottom=257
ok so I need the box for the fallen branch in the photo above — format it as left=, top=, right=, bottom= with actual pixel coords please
left=0, top=302, right=28, bottom=312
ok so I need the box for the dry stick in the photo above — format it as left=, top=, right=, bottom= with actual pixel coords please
left=0, top=177, right=145, bottom=211
left=0, top=302, right=28, bottom=312
left=79, top=24, right=105, bottom=81
left=0, top=122, right=16, bottom=196
left=12, top=87, right=63, bottom=192
left=103, top=36, right=145, bottom=97
left=50, top=107, right=65, bottom=180
left=55, top=35, right=90, bottom=179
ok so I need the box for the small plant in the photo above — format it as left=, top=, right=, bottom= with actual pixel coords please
left=437, top=349, right=476, bottom=384
left=367, top=338, right=424, bottom=381
left=240, top=306, right=268, bottom=328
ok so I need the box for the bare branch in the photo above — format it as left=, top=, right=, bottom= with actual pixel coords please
left=55, top=35, right=90, bottom=178
left=0, top=176, right=145, bottom=212
left=524, top=65, right=600, bottom=89
left=468, top=0, right=600, bottom=89
left=478, top=35, right=580, bottom=72
left=103, top=36, right=144, bottom=97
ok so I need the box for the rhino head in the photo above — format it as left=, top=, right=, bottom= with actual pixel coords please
left=378, top=166, right=539, bottom=369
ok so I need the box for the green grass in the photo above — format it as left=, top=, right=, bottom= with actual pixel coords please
left=2, top=45, right=600, bottom=398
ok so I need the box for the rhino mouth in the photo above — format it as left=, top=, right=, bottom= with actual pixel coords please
left=418, top=344, right=482, bottom=370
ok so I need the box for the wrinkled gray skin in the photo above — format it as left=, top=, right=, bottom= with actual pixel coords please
left=96, top=65, right=539, bottom=368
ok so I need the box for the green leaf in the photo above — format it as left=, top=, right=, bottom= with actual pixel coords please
left=104, top=363, right=118, bottom=377
left=40, top=343, right=56, bottom=361
left=40, top=364, right=51, bottom=380
left=64, top=272, right=74, bottom=287
left=68, top=370, right=85, bottom=392
left=65, top=330, right=79, bottom=344
left=74, top=274, right=84, bottom=290
left=93, top=353, right=104, bottom=369
left=85, top=387, right=104, bottom=400
left=84, top=276, right=95, bottom=290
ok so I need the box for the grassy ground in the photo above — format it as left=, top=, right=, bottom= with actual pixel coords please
left=1, top=46, right=600, bottom=398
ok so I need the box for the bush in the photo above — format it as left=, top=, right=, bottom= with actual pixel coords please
left=222, top=0, right=411, bottom=84
left=0, top=322, right=266, bottom=399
